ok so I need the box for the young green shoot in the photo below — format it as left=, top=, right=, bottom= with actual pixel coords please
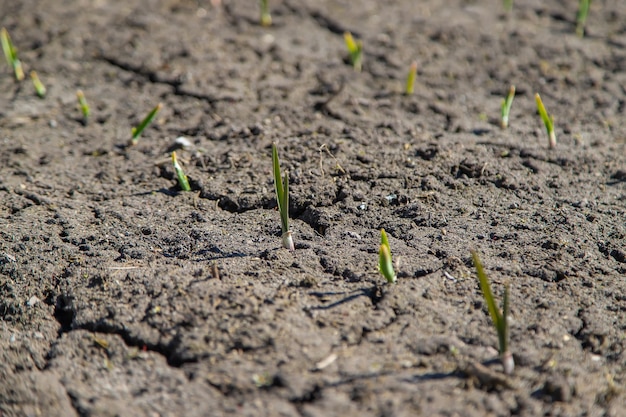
left=76, top=90, right=90, bottom=124
left=260, top=0, right=272, bottom=27
left=343, top=32, right=363, bottom=72
left=272, top=143, right=294, bottom=251
left=130, top=102, right=162, bottom=146
left=1, top=28, right=24, bottom=81
left=379, top=229, right=397, bottom=283
left=405, top=61, right=417, bottom=95
left=500, top=85, right=515, bottom=129
left=534, top=93, right=556, bottom=149
left=503, top=0, right=513, bottom=12
left=576, top=0, right=591, bottom=38
left=171, top=151, right=191, bottom=191
left=30, top=71, right=46, bottom=98
left=471, top=250, right=513, bottom=375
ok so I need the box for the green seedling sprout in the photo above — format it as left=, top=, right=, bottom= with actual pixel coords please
left=503, top=0, right=513, bottom=12
left=343, top=32, right=363, bottom=72
left=500, top=85, right=515, bottom=129
left=535, top=93, right=556, bottom=149
left=1, top=28, right=24, bottom=81
left=576, top=0, right=591, bottom=38
left=76, top=90, right=90, bottom=123
left=30, top=71, right=46, bottom=98
left=272, top=143, right=294, bottom=251
left=260, top=0, right=271, bottom=27
left=471, top=250, right=513, bottom=375
left=405, top=61, right=417, bottom=95
left=130, top=102, right=162, bottom=146
left=378, top=229, right=397, bottom=283
left=171, top=151, right=191, bottom=191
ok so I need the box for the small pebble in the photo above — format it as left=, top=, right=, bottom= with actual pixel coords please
left=345, top=231, right=361, bottom=239
left=262, top=33, right=275, bottom=44
left=0, top=252, right=16, bottom=262
left=174, top=136, right=193, bottom=150
left=27, top=295, right=40, bottom=307
left=385, top=194, right=397, bottom=203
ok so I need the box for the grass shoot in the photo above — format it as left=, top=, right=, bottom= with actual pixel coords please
left=576, top=0, right=591, bottom=38
left=30, top=71, right=46, bottom=98
left=503, top=0, right=513, bottom=12
left=171, top=151, right=191, bottom=191
left=260, top=0, right=272, bottom=27
left=534, top=93, right=556, bottom=149
left=379, top=229, right=397, bottom=283
left=405, top=61, right=417, bottom=95
left=272, top=143, right=294, bottom=251
left=130, top=102, right=162, bottom=146
left=500, top=85, right=515, bottom=129
left=471, top=250, right=513, bottom=375
left=76, top=90, right=90, bottom=124
left=1, top=28, right=24, bottom=81
left=343, top=32, right=363, bottom=72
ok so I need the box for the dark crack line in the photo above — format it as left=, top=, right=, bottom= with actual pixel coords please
left=281, top=0, right=354, bottom=36
left=66, top=389, right=88, bottom=417
left=82, top=320, right=182, bottom=364
left=49, top=294, right=188, bottom=369
left=98, top=54, right=233, bottom=107
left=307, top=8, right=360, bottom=37
left=99, top=53, right=181, bottom=86
left=305, top=287, right=377, bottom=312
left=173, top=86, right=241, bottom=106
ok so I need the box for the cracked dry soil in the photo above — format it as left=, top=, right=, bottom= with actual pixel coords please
left=1, top=0, right=626, bottom=416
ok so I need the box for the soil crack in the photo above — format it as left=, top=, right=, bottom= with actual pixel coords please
left=99, top=54, right=231, bottom=106
left=49, top=294, right=184, bottom=368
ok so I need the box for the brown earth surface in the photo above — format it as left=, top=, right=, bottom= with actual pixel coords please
left=1, top=0, right=626, bottom=416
